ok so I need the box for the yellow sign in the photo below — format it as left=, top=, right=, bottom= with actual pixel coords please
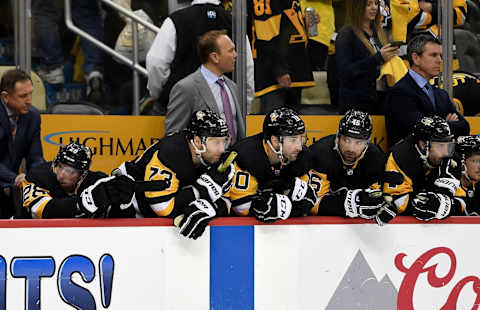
left=41, top=115, right=479, bottom=173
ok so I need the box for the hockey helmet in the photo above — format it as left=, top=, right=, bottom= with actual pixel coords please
left=338, top=109, right=372, bottom=140
left=412, top=116, right=453, bottom=143
left=54, top=142, right=92, bottom=171
left=456, top=136, right=480, bottom=159
left=185, top=110, right=229, bottom=139
left=263, top=107, right=305, bottom=140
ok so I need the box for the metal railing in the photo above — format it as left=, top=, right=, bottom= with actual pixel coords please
left=64, top=0, right=161, bottom=115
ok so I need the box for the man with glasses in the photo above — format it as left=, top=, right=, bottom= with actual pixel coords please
left=226, top=107, right=317, bottom=222
left=454, top=136, right=480, bottom=215
left=114, top=110, right=234, bottom=239
left=308, top=110, right=386, bottom=218
left=376, top=116, right=465, bottom=224
left=21, top=142, right=134, bottom=219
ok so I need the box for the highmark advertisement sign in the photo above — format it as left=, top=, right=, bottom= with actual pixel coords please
left=1, top=217, right=480, bottom=309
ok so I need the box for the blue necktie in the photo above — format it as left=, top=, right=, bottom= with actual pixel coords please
left=424, top=83, right=436, bottom=110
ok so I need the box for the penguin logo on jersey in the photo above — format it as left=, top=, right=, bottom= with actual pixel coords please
left=207, top=10, right=217, bottom=19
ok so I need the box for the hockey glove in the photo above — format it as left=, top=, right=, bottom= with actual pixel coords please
left=375, top=195, right=398, bottom=226
left=78, top=178, right=113, bottom=218
left=289, top=178, right=318, bottom=216
left=343, top=188, right=384, bottom=219
left=178, top=199, right=217, bottom=240
left=412, top=192, right=457, bottom=221
left=103, top=175, right=135, bottom=205
left=252, top=190, right=292, bottom=223
left=432, top=158, right=460, bottom=196
left=196, top=163, right=234, bottom=202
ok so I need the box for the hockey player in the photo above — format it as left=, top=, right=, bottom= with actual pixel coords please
left=22, top=142, right=134, bottom=219
left=377, top=116, right=465, bottom=224
left=114, top=110, right=234, bottom=239
left=455, top=135, right=480, bottom=215
left=226, top=107, right=317, bottom=222
left=308, top=110, right=386, bottom=218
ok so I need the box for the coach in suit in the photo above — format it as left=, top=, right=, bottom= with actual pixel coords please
left=385, top=34, right=469, bottom=147
left=0, top=69, right=44, bottom=217
left=166, top=29, right=245, bottom=143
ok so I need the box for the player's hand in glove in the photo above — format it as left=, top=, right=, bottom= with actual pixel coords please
left=78, top=178, right=113, bottom=218
left=103, top=175, right=135, bottom=205
left=343, top=188, right=384, bottom=219
left=196, top=163, right=234, bottom=202
left=252, top=190, right=292, bottom=223
left=375, top=195, right=398, bottom=226
left=289, top=177, right=318, bottom=216
left=432, top=158, right=460, bottom=196
left=412, top=191, right=460, bottom=221
left=178, top=199, right=217, bottom=240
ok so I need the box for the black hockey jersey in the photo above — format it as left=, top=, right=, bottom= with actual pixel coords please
left=308, top=134, right=386, bottom=216
left=22, top=162, right=107, bottom=219
left=249, top=0, right=315, bottom=96
left=121, top=132, right=202, bottom=218
left=226, top=133, right=311, bottom=215
left=462, top=181, right=480, bottom=215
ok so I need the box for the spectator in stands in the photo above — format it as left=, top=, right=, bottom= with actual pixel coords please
left=455, top=135, right=480, bottom=216
left=335, top=0, right=398, bottom=114
left=384, top=34, right=469, bottom=147
left=166, top=30, right=245, bottom=144
left=32, top=0, right=104, bottom=105
left=146, top=0, right=254, bottom=115
left=309, top=110, right=386, bottom=218
left=22, top=142, right=134, bottom=219
left=0, top=69, right=44, bottom=218
left=376, top=116, right=466, bottom=224
left=249, top=0, right=315, bottom=114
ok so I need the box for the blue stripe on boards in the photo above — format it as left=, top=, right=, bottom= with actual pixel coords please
left=210, top=226, right=254, bottom=310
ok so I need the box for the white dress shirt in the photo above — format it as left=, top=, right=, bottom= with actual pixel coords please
left=146, top=0, right=254, bottom=112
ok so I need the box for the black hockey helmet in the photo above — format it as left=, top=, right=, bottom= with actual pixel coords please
left=263, top=107, right=305, bottom=140
left=412, top=116, right=453, bottom=143
left=338, top=109, right=372, bottom=140
left=456, top=136, right=480, bottom=159
left=54, top=142, right=92, bottom=171
left=185, top=110, right=229, bottom=139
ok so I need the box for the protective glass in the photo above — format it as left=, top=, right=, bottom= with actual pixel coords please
left=205, top=136, right=231, bottom=150
left=340, top=135, right=368, bottom=150
left=54, top=163, right=81, bottom=176
left=283, top=134, right=308, bottom=147
left=430, top=141, right=455, bottom=158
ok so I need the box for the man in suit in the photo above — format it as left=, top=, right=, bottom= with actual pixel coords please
left=0, top=69, right=44, bottom=218
left=385, top=34, right=469, bottom=147
left=166, top=30, right=246, bottom=143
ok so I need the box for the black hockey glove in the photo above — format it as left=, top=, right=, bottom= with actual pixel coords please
left=375, top=195, right=398, bottom=226
left=412, top=192, right=462, bottom=221
left=103, top=175, right=135, bottom=205
left=78, top=178, right=111, bottom=218
left=196, top=163, right=234, bottom=202
left=252, top=190, right=292, bottom=223
left=432, top=158, right=460, bottom=196
left=289, top=177, right=318, bottom=217
left=343, top=188, right=384, bottom=219
left=178, top=199, right=217, bottom=240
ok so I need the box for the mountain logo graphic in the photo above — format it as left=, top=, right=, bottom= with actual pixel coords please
left=326, top=250, right=398, bottom=309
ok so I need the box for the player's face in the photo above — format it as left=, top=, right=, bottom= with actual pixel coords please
left=412, top=42, right=442, bottom=80
left=428, top=141, right=455, bottom=166
left=282, top=134, right=305, bottom=161
left=465, top=154, right=480, bottom=182
left=1, top=80, right=33, bottom=115
left=215, top=34, right=237, bottom=74
left=203, top=136, right=230, bottom=165
left=338, top=135, right=368, bottom=164
left=55, top=163, right=82, bottom=192
left=364, top=0, right=379, bottom=22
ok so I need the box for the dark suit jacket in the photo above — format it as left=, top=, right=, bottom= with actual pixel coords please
left=166, top=67, right=246, bottom=140
left=385, top=72, right=470, bottom=147
left=0, top=102, right=44, bottom=187
left=336, top=25, right=384, bottom=114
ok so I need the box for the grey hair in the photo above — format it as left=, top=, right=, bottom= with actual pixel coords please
left=407, top=34, right=441, bottom=65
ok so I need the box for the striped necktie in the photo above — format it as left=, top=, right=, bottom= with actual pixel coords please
left=9, top=114, right=18, bottom=140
